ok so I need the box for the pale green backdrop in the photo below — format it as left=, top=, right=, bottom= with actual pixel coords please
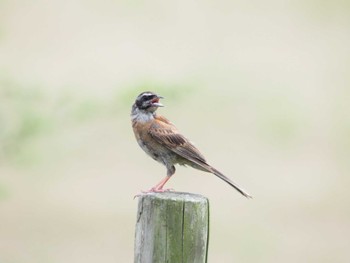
left=1, top=1, right=349, bottom=262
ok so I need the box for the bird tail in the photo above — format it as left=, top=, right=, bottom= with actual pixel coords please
left=211, top=167, right=252, bottom=198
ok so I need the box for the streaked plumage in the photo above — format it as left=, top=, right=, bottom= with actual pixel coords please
left=131, top=91, right=252, bottom=198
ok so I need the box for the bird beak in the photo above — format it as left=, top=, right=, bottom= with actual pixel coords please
left=153, top=102, right=164, bottom=107
left=152, top=95, right=164, bottom=107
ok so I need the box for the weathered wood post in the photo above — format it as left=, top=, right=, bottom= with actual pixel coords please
left=134, top=192, right=210, bottom=263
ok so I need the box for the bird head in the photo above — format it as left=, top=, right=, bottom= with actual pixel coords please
left=134, top=92, right=164, bottom=112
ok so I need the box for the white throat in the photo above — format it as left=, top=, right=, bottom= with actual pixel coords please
left=131, top=107, right=155, bottom=123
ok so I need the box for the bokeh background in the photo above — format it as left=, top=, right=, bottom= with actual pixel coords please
left=1, top=1, right=350, bottom=262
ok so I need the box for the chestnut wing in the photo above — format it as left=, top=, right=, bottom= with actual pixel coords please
left=149, top=121, right=207, bottom=165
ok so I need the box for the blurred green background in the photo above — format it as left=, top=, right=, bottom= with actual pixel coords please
left=1, top=1, right=350, bottom=262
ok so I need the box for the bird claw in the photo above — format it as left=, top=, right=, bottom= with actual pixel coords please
left=147, top=187, right=174, bottom=193
left=133, top=188, right=175, bottom=199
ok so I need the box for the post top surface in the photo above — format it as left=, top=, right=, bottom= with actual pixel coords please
left=138, top=191, right=208, bottom=203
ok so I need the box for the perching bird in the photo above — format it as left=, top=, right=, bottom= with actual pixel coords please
left=131, top=91, right=252, bottom=198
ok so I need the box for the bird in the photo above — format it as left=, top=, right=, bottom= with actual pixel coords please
left=131, top=91, right=252, bottom=198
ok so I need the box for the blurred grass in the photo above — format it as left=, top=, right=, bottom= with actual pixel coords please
left=1, top=1, right=350, bottom=262
left=0, top=77, right=50, bottom=165
left=0, top=76, right=197, bottom=166
left=1, top=74, right=349, bottom=175
left=295, top=0, right=350, bottom=21
left=0, top=183, right=10, bottom=201
left=255, top=94, right=305, bottom=148
left=0, top=76, right=108, bottom=166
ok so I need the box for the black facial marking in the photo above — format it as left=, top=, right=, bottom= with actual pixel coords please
left=136, top=99, right=142, bottom=108
left=143, top=94, right=155, bottom=100
left=135, top=92, right=157, bottom=110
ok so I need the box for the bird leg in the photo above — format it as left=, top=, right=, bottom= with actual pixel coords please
left=145, top=165, right=175, bottom=193
left=145, top=165, right=176, bottom=192
left=134, top=166, right=176, bottom=198
left=148, top=176, right=173, bottom=192
left=134, top=176, right=174, bottom=199
left=134, top=176, right=173, bottom=198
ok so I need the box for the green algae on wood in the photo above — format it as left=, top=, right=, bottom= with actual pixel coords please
left=134, top=192, right=209, bottom=263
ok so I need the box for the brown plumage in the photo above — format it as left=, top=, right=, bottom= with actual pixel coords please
left=131, top=91, right=252, bottom=198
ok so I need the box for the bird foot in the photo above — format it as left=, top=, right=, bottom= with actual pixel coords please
left=133, top=187, right=174, bottom=199
left=147, top=187, right=174, bottom=193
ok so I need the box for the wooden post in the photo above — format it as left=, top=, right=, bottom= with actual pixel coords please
left=134, top=192, right=210, bottom=263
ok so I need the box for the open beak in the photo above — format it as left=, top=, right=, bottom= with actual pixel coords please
left=152, top=95, right=164, bottom=107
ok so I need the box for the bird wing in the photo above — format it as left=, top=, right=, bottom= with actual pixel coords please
left=150, top=115, right=252, bottom=198
left=149, top=116, right=208, bottom=165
